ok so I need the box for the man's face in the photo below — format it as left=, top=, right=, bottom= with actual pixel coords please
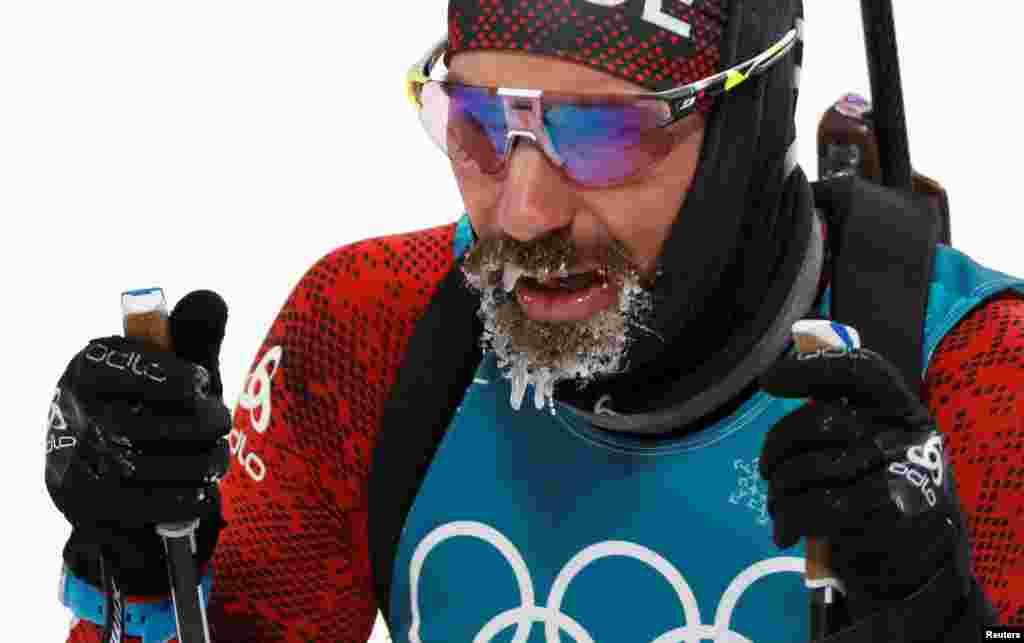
left=449, top=51, right=706, bottom=409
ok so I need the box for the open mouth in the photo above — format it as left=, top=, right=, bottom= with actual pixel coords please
left=502, top=264, right=620, bottom=323
left=521, top=271, right=603, bottom=291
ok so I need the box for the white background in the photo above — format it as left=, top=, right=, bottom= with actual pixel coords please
left=1, top=1, right=1019, bottom=638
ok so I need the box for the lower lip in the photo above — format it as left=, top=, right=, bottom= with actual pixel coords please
left=515, top=276, right=621, bottom=323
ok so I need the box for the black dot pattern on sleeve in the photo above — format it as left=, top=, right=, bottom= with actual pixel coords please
left=924, top=290, right=1024, bottom=626
left=208, top=223, right=457, bottom=642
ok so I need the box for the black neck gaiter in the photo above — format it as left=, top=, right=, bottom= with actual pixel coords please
left=555, top=168, right=822, bottom=436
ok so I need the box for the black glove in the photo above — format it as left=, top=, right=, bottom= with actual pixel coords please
left=757, top=346, right=965, bottom=618
left=46, top=290, right=232, bottom=595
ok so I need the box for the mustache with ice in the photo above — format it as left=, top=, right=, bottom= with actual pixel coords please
left=461, top=233, right=651, bottom=413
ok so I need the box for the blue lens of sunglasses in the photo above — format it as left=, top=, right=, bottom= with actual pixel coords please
left=438, top=84, right=673, bottom=186
left=543, top=102, right=670, bottom=185
left=451, top=86, right=508, bottom=162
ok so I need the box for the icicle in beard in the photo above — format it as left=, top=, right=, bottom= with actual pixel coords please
left=553, top=0, right=813, bottom=433
left=461, top=228, right=652, bottom=412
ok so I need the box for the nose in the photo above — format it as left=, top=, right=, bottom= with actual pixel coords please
left=495, top=136, right=575, bottom=243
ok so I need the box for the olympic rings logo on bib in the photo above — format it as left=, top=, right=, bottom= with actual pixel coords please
left=409, top=521, right=806, bottom=643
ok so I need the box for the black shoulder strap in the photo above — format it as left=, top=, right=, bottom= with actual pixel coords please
left=813, top=176, right=975, bottom=641
left=813, top=175, right=942, bottom=389
left=368, top=262, right=483, bottom=624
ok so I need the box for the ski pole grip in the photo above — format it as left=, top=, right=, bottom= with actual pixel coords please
left=793, top=327, right=835, bottom=584
left=122, top=288, right=173, bottom=350
left=790, top=320, right=862, bottom=587
left=804, top=538, right=833, bottom=583
left=121, top=288, right=213, bottom=643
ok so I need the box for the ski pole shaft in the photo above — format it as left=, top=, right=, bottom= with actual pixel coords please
left=122, top=288, right=212, bottom=643
left=156, top=520, right=212, bottom=643
left=805, top=538, right=836, bottom=641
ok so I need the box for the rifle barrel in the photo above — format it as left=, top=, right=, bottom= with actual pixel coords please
left=860, top=0, right=913, bottom=190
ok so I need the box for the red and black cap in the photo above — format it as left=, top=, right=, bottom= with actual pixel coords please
left=446, top=0, right=728, bottom=92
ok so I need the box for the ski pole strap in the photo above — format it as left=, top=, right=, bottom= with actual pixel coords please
left=60, top=566, right=214, bottom=643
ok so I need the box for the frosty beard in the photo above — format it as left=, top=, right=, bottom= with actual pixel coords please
left=462, top=234, right=653, bottom=412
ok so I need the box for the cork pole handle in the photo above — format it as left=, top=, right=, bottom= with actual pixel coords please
left=124, top=309, right=173, bottom=350
left=122, top=288, right=173, bottom=350
left=804, top=537, right=833, bottom=585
